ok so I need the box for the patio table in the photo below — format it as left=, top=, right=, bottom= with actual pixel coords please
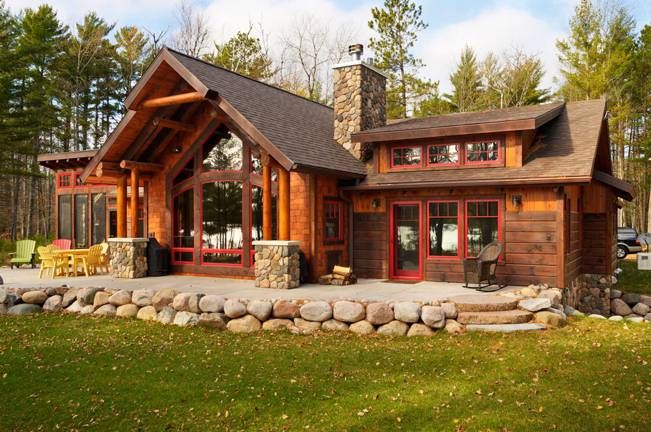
left=53, top=248, right=90, bottom=277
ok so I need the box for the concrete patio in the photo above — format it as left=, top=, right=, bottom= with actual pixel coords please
left=0, top=267, right=520, bottom=303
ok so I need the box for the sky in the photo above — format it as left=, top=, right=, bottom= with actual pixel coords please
left=6, top=0, right=651, bottom=92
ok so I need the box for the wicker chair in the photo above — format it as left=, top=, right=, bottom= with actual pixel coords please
left=463, top=241, right=504, bottom=291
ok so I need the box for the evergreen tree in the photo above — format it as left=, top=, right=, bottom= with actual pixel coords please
left=446, top=46, right=483, bottom=112
left=115, top=26, right=149, bottom=98
left=204, top=29, right=274, bottom=80
left=368, top=0, right=432, bottom=118
left=415, top=81, right=452, bottom=116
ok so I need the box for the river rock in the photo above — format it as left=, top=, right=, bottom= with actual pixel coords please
left=393, top=302, right=421, bottom=323
left=262, top=318, right=297, bottom=332
left=625, top=315, right=644, bottom=323
left=94, top=304, right=116, bottom=317
left=445, top=319, right=465, bottom=335
left=43, top=295, right=63, bottom=312
left=8, top=304, right=42, bottom=315
left=136, top=305, right=157, bottom=321
left=441, top=302, right=458, bottom=319
left=0, top=304, right=6, bottom=314
left=227, top=314, right=261, bottom=333
left=622, top=293, right=641, bottom=305
left=588, top=313, right=606, bottom=319
left=533, top=311, right=566, bottom=328
left=366, top=302, right=393, bottom=325
left=80, top=305, right=95, bottom=315
left=519, top=298, right=552, bottom=312
left=273, top=300, right=300, bottom=318
left=157, top=306, right=177, bottom=325
left=61, top=288, right=79, bottom=307
left=199, top=295, right=225, bottom=313
left=174, top=311, right=200, bottom=327
left=610, top=289, right=622, bottom=299
left=333, top=301, right=365, bottom=323
left=299, top=301, right=332, bottom=322
left=224, top=299, right=247, bottom=318
left=198, top=312, right=227, bottom=329
left=608, top=315, right=624, bottom=321
left=152, top=288, right=176, bottom=311
left=350, top=320, right=374, bottom=335
left=407, top=323, right=435, bottom=336
left=611, top=298, right=633, bottom=316
left=108, top=290, right=132, bottom=306
left=77, top=287, right=103, bottom=306
left=116, top=303, right=139, bottom=318
left=0, top=287, right=6, bottom=303
left=632, top=302, right=650, bottom=316
left=645, top=313, right=651, bottom=322
left=247, top=300, right=272, bottom=321
left=65, top=300, right=82, bottom=313
left=131, top=289, right=154, bottom=307
left=322, top=319, right=349, bottom=331
left=377, top=320, right=409, bottom=336
left=294, top=318, right=322, bottom=334
left=93, top=291, right=110, bottom=309
left=538, top=289, right=562, bottom=308
left=640, top=295, right=651, bottom=307
left=21, top=290, right=47, bottom=305
left=421, top=305, right=445, bottom=328
left=172, top=293, right=201, bottom=313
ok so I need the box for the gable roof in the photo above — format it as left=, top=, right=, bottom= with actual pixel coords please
left=347, top=99, right=622, bottom=192
left=352, top=102, right=565, bottom=142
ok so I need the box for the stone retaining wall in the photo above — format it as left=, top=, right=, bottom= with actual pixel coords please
left=565, top=274, right=613, bottom=315
left=108, top=238, right=148, bottom=279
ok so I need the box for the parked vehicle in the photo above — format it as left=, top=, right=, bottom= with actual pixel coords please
left=617, top=227, right=642, bottom=258
left=636, top=233, right=651, bottom=250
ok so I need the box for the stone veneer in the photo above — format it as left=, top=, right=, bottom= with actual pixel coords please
left=107, top=238, right=148, bottom=279
left=565, top=274, right=612, bottom=315
left=253, top=240, right=300, bottom=289
left=333, top=59, right=386, bottom=161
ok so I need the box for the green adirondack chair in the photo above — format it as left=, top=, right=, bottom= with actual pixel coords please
left=9, top=240, right=36, bottom=269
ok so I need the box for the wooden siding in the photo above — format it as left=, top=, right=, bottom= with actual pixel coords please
left=353, top=212, right=387, bottom=279
left=582, top=213, right=609, bottom=274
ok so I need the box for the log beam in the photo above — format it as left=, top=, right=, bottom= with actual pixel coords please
left=117, top=175, right=128, bottom=237
left=96, top=161, right=122, bottom=178
left=278, top=166, right=290, bottom=240
left=120, top=160, right=164, bottom=172
left=139, top=91, right=204, bottom=110
left=153, top=117, right=195, bottom=133
left=262, top=161, right=273, bottom=240
left=130, top=168, right=140, bottom=238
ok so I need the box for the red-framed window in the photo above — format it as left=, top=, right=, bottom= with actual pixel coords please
left=390, top=145, right=422, bottom=168
left=427, top=200, right=460, bottom=258
left=465, top=199, right=501, bottom=257
left=427, top=144, right=459, bottom=166
left=324, top=200, right=344, bottom=242
left=171, top=187, right=195, bottom=265
left=57, top=173, right=74, bottom=189
left=200, top=181, right=244, bottom=267
left=465, top=140, right=500, bottom=164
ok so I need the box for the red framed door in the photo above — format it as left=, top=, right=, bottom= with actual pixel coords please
left=390, top=202, right=422, bottom=279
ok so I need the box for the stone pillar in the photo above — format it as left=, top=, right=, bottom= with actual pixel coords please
left=253, top=240, right=300, bottom=289
left=107, top=238, right=148, bottom=279
left=565, top=274, right=612, bottom=315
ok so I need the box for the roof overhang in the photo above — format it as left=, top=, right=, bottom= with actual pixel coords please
left=594, top=170, right=634, bottom=201
left=38, top=150, right=96, bottom=171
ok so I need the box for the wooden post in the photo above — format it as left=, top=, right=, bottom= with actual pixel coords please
left=117, top=175, right=128, bottom=237
left=262, top=162, right=273, bottom=240
left=130, top=168, right=140, bottom=237
left=278, top=167, right=290, bottom=240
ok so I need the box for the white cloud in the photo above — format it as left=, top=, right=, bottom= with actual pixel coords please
left=418, top=6, right=563, bottom=93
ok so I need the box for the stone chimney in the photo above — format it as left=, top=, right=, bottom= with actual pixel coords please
left=333, top=44, right=387, bottom=161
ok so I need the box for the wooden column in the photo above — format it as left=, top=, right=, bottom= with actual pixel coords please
left=130, top=168, right=140, bottom=237
left=278, top=166, right=290, bottom=240
left=117, top=174, right=128, bottom=237
left=262, top=162, right=273, bottom=240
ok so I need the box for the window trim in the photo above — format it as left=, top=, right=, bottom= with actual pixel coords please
left=57, top=172, right=75, bottom=189
left=464, top=198, right=502, bottom=258
left=171, top=186, right=196, bottom=265
left=464, top=139, right=502, bottom=166
left=426, top=200, right=461, bottom=259
left=323, top=199, right=344, bottom=243
left=426, top=143, right=461, bottom=167
left=389, top=145, right=423, bottom=169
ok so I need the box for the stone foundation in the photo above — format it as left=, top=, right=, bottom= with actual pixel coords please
left=107, top=238, right=148, bottom=279
left=253, top=240, right=300, bottom=289
left=565, top=274, right=612, bottom=315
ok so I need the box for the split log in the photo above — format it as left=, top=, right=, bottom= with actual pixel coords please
left=333, top=265, right=352, bottom=277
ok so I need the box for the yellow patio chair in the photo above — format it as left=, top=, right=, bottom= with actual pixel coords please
left=87, top=244, right=107, bottom=275
left=37, top=245, right=67, bottom=279
left=100, top=242, right=110, bottom=271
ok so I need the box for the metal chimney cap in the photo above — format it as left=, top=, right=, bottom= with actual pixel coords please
left=348, top=44, right=364, bottom=60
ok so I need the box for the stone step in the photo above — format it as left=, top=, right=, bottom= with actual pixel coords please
left=457, top=309, right=533, bottom=325
left=466, top=323, right=547, bottom=333
left=449, top=295, right=519, bottom=312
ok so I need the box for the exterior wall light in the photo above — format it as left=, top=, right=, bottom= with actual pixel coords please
left=511, top=194, right=522, bottom=207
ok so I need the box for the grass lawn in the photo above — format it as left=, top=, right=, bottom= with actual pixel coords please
left=0, top=315, right=649, bottom=431
left=617, top=258, right=651, bottom=295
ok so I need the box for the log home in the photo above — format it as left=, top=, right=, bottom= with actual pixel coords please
left=39, top=44, right=632, bottom=291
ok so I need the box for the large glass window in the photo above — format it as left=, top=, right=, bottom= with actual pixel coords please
left=172, top=188, right=194, bottom=264
left=391, top=146, right=421, bottom=168
left=173, top=157, right=194, bottom=186
left=466, top=140, right=499, bottom=163
left=203, top=135, right=243, bottom=171
left=201, top=182, right=243, bottom=265
left=58, top=195, right=72, bottom=240
left=428, top=201, right=459, bottom=257
left=74, top=195, right=89, bottom=248
left=91, top=193, right=106, bottom=245
left=466, top=200, right=500, bottom=256
left=324, top=200, right=343, bottom=242
left=427, top=144, right=459, bottom=165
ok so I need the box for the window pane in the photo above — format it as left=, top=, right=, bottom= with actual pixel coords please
left=392, top=146, right=421, bottom=167
left=251, top=186, right=278, bottom=241
left=202, top=182, right=243, bottom=250
left=173, top=157, right=194, bottom=186
left=429, top=202, right=458, bottom=257
left=173, top=189, right=194, bottom=249
left=324, top=201, right=341, bottom=241
left=203, top=134, right=243, bottom=171
left=488, top=201, right=498, bottom=216
left=428, top=144, right=458, bottom=164
left=58, top=195, right=72, bottom=240
left=467, top=216, right=498, bottom=256
left=202, top=252, right=242, bottom=265
left=173, top=251, right=194, bottom=263
left=74, top=195, right=88, bottom=248
left=91, top=193, right=106, bottom=244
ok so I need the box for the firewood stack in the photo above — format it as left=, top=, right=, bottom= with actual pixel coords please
left=318, top=265, right=358, bottom=286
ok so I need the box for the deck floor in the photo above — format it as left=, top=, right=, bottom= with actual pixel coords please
left=0, top=268, right=521, bottom=303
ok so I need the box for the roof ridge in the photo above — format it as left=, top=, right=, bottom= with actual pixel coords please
left=165, top=46, right=334, bottom=112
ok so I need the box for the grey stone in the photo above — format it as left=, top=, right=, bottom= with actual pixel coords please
left=174, top=311, right=200, bottom=327
left=0, top=287, right=6, bottom=304
left=108, top=290, right=132, bottom=306
left=152, top=288, right=176, bottom=311
left=227, top=315, right=261, bottom=333
left=61, top=288, right=79, bottom=307
left=0, top=304, right=6, bottom=314
left=198, top=313, right=227, bottom=329
left=172, top=293, right=201, bottom=313
left=80, top=305, right=95, bottom=315
left=366, top=302, right=393, bottom=325
left=8, top=303, right=42, bottom=315
left=21, top=290, right=47, bottom=305
left=333, top=301, right=365, bottom=323
left=43, top=295, right=63, bottom=312
left=393, top=302, right=421, bottom=323
left=444, top=319, right=464, bottom=334
left=321, top=319, right=349, bottom=331
left=199, top=295, right=225, bottom=313
left=93, top=291, right=110, bottom=309
left=157, top=306, right=177, bottom=325
left=466, top=323, right=546, bottom=332
left=349, top=320, right=374, bottom=335
left=608, top=315, right=623, bottom=321
left=262, top=318, right=297, bottom=332
left=136, top=305, right=157, bottom=321
left=610, top=289, right=622, bottom=299
left=77, top=287, right=103, bottom=306
left=421, top=305, right=445, bottom=328
left=518, top=298, right=552, bottom=312
left=247, top=300, right=273, bottom=321
left=131, top=289, right=154, bottom=307
left=640, top=295, right=651, bottom=307
left=65, top=300, right=82, bottom=313
left=611, top=298, right=633, bottom=316
left=625, top=315, right=644, bottom=323
left=116, top=303, right=139, bottom=318
left=538, top=289, right=562, bottom=308
left=407, top=323, right=435, bottom=336
left=294, top=318, right=322, bottom=334
left=632, top=303, right=650, bottom=316
left=645, top=313, right=651, bottom=322
left=272, top=300, right=300, bottom=318
left=94, top=304, right=116, bottom=317
left=377, top=320, right=409, bottom=336
left=299, top=301, right=332, bottom=322
left=588, top=313, right=606, bottom=319
left=622, top=293, right=641, bottom=305
left=441, top=302, right=458, bottom=319
left=224, top=299, right=247, bottom=318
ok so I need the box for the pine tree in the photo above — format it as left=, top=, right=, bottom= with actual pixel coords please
left=204, top=29, right=274, bottom=80
left=115, top=26, right=149, bottom=98
left=368, top=0, right=432, bottom=118
left=446, top=46, right=483, bottom=112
